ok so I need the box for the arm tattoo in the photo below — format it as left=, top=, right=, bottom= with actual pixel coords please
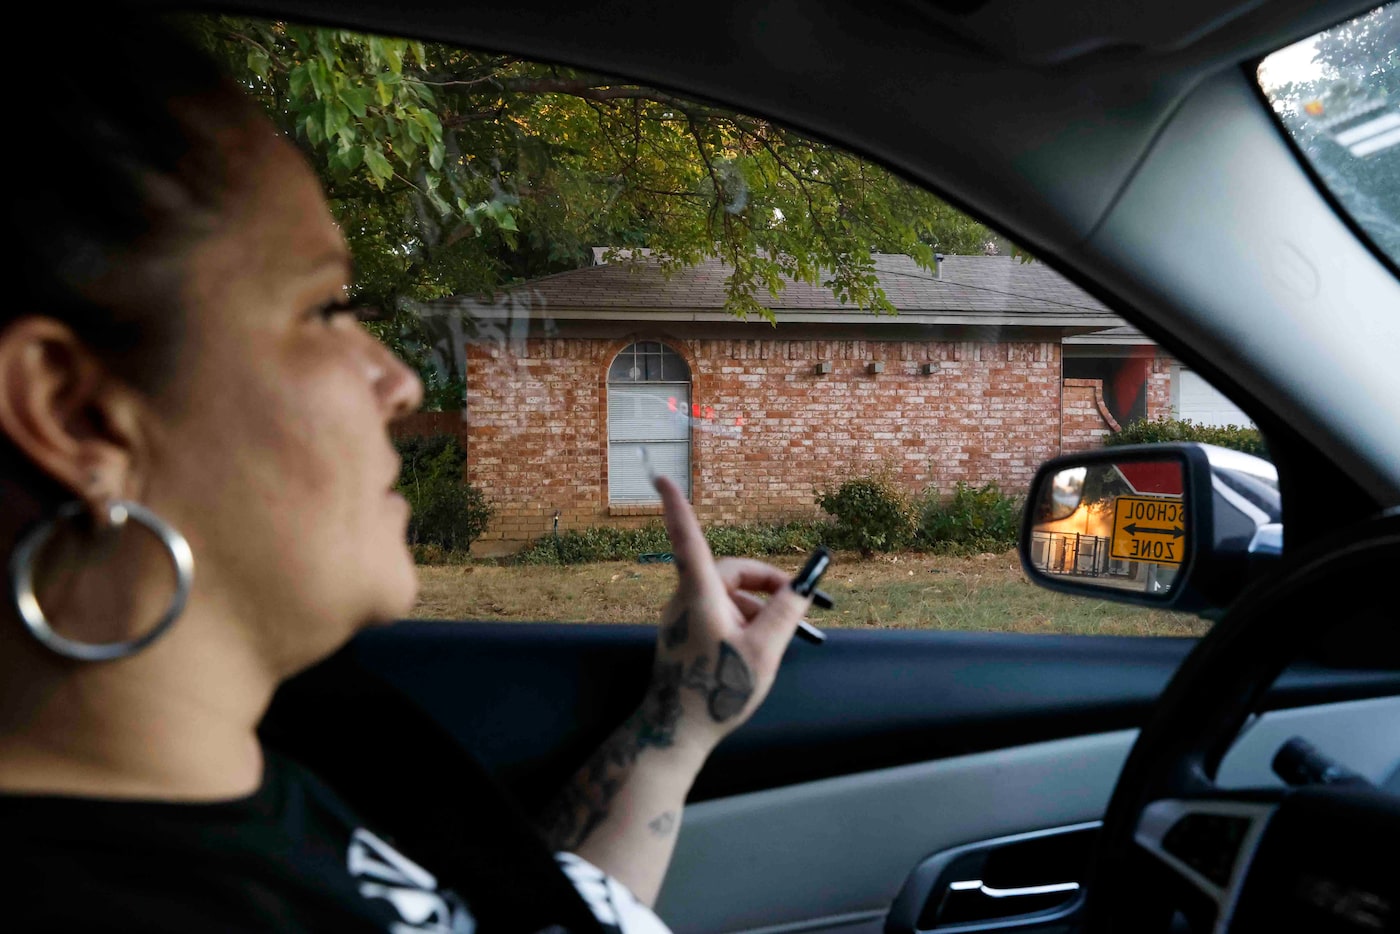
left=538, top=641, right=755, bottom=849
left=538, top=662, right=684, bottom=850
left=680, top=642, right=754, bottom=722
left=706, top=641, right=754, bottom=722
left=662, top=610, right=690, bottom=650
left=637, top=661, right=683, bottom=749
left=648, top=811, right=678, bottom=836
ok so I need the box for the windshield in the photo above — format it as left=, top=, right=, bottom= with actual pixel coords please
left=1259, top=4, right=1400, bottom=263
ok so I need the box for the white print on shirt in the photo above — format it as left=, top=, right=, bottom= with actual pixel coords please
left=347, top=827, right=476, bottom=934
left=554, top=852, right=670, bottom=934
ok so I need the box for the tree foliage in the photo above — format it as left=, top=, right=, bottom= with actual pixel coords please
left=393, top=434, right=494, bottom=550
left=183, top=16, right=1001, bottom=405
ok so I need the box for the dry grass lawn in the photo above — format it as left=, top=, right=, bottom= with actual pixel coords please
left=412, top=551, right=1208, bottom=637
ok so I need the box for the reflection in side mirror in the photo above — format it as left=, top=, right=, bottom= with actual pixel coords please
left=1044, top=466, right=1087, bottom=523
left=1026, top=457, right=1186, bottom=599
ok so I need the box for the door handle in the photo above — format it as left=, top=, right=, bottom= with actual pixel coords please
left=886, top=822, right=1098, bottom=933
left=927, top=878, right=1082, bottom=927
left=947, top=879, right=1081, bottom=900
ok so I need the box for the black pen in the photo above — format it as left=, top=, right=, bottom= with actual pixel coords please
left=791, top=546, right=833, bottom=644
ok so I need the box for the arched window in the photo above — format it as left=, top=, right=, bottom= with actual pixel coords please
left=607, top=342, right=692, bottom=502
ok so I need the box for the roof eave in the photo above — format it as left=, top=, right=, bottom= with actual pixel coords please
left=423, top=304, right=1119, bottom=328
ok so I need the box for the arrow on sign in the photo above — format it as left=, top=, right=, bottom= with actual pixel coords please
left=1123, top=524, right=1185, bottom=539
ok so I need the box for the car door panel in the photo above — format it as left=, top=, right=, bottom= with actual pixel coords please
left=655, top=694, right=1400, bottom=933
left=658, top=729, right=1135, bottom=933
left=311, top=622, right=1400, bottom=808
left=262, top=622, right=1400, bottom=933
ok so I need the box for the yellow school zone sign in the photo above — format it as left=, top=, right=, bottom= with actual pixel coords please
left=1110, top=495, right=1186, bottom=566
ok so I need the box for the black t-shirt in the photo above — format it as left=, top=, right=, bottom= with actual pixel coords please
left=0, top=752, right=661, bottom=933
left=0, top=753, right=478, bottom=932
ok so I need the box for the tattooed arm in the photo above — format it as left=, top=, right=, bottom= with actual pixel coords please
left=538, top=477, right=812, bottom=906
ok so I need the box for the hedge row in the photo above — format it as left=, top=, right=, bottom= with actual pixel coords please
left=816, top=477, right=1021, bottom=557
left=511, top=478, right=1023, bottom=565
left=513, top=520, right=829, bottom=565
left=1106, top=417, right=1268, bottom=459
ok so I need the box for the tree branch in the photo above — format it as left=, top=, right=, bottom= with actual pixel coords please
left=753, top=132, right=835, bottom=246
left=226, top=30, right=286, bottom=72
left=406, top=58, right=520, bottom=87
left=495, top=76, right=695, bottom=110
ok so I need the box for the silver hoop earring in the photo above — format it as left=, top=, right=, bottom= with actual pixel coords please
left=9, top=500, right=195, bottom=662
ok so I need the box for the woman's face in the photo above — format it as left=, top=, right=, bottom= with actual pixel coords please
left=140, top=125, right=423, bottom=674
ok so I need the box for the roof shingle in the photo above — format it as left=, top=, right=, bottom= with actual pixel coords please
left=430, top=253, right=1127, bottom=330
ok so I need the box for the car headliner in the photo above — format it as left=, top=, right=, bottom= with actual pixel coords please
left=156, top=0, right=1400, bottom=503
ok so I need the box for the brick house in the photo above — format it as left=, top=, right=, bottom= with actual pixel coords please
left=411, top=253, right=1190, bottom=549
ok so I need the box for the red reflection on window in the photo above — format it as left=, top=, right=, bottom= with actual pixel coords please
left=667, top=397, right=678, bottom=412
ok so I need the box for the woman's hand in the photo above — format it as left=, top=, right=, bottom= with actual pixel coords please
left=646, top=476, right=812, bottom=758
left=538, top=478, right=812, bottom=906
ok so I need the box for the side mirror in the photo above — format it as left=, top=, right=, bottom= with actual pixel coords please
left=1020, top=443, right=1280, bottom=614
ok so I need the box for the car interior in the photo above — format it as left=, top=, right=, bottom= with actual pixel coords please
left=138, top=0, right=1400, bottom=930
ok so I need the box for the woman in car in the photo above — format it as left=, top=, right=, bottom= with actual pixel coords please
left=0, top=10, right=812, bottom=932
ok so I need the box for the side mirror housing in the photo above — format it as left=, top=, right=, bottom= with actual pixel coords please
left=1020, top=443, right=1280, bottom=614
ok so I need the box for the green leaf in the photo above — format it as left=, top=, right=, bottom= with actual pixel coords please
left=246, top=49, right=271, bottom=82
left=364, top=145, right=393, bottom=186
left=341, top=86, right=371, bottom=118
left=324, top=100, right=350, bottom=140
left=375, top=78, right=391, bottom=107
left=308, top=59, right=331, bottom=99
left=302, top=109, right=323, bottom=146
left=429, top=142, right=444, bottom=171
left=289, top=65, right=311, bottom=100
left=384, top=44, right=404, bottom=74
left=315, top=29, right=338, bottom=72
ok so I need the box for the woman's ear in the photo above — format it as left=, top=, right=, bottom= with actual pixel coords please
left=0, top=317, right=147, bottom=508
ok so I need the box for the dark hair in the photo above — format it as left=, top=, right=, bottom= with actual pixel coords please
left=7, top=8, right=266, bottom=392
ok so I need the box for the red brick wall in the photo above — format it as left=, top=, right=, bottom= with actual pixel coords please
left=1147, top=353, right=1174, bottom=418
left=466, top=336, right=1064, bottom=546
left=1061, top=378, right=1119, bottom=454
left=391, top=411, right=470, bottom=450
left=466, top=339, right=608, bottom=544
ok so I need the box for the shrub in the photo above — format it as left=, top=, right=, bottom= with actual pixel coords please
left=704, top=520, right=828, bottom=557
left=410, top=543, right=473, bottom=565
left=917, top=481, right=1021, bottom=555
left=816, top=476, right=915, bottom=555
left=394, top=434, right=494, bottom=552
left=1107, top=418, right=1268, bottom=460
left=515, top=523, right=672, bottom=565
left=513, top=519, right=830, bottom=565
